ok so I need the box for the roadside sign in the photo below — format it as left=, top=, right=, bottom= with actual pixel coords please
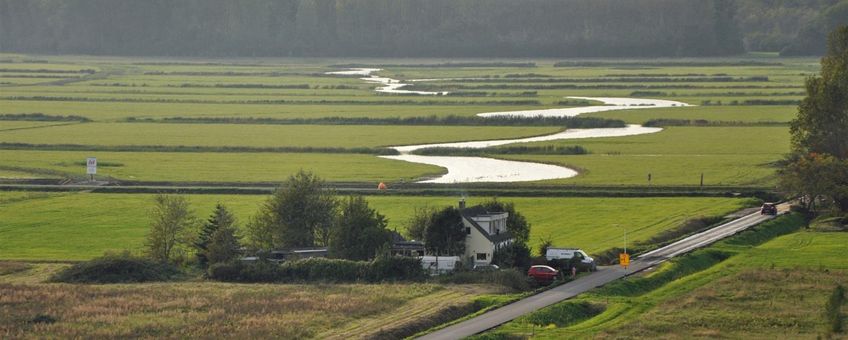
left=86, top=157, right=97, bottom=175
left=619, top=252, right=630, bottom=268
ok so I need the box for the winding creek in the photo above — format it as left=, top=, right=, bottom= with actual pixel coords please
left=327, top=68, right=691, bottom=183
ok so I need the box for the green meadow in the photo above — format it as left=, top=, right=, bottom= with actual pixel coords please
left=0, top=150, right=445, bottom=183
left=0, top=192, right=751, bottom=261
left=498, top=126, right=789, bottom=186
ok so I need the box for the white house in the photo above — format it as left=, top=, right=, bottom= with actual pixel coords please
left=459, top=200, right=514, bottom=265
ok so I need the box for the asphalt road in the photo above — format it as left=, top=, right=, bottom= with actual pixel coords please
left=418, top=204, right=790, bottom=340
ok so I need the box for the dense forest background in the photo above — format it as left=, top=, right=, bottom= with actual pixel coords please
left=0, top=0, right=845, bottom=58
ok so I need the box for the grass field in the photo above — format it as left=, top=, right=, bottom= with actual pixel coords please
left=497, top=126, right=789, bottom=186
left=0, top=55, right=815, bottom=187
left=480, top=214, right=848, bottom=339
left=0, top=150, right=446, bottom=183
left=0, top=192, right=752, bottom=261
left=0, top=278, right=504, bottom=339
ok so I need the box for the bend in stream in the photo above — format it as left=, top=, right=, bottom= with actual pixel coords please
left=326, top=68, right=691, bottom=183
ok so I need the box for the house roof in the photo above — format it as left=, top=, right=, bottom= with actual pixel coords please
left=460, top=205, right=513, bottom=244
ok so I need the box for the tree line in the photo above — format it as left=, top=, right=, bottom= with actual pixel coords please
left=141, top=170, right=532, bottom=272
left=0, top=0, right=743, bottom=57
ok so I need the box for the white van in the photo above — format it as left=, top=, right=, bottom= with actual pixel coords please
left=545, top=248, right=597, bottom=271
left=419, top=256, right=461, bottom=275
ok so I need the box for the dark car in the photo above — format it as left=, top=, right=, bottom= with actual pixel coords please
left=473, top=263, right=500, bottom=272
left=527, top=265, right=559, bottom=284
left=761, top=203, right=778, bottom=215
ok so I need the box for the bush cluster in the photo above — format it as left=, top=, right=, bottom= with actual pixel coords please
left=207, top=256, right=427, bottom=283
left=51, top=253, right=180, bottom=283
left=435, top=269, right=530, bottom=292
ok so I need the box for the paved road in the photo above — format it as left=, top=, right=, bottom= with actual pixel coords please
left=418, top=204, right=790, bottom=340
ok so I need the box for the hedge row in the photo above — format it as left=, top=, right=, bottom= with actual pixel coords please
left=208, top=256, right=428, bottom=283
left=642, top=119, right=788, bottom=127
left=0, top=113, right=90, bottom=122
left=451, top=76, right=770, bottom=83
left=130, top=115, right=626, bottom=128
left=329, top=62, right=536, bottom=68
left=2, top=96, right=540, bottom=106
left=0, top=142, right=400, bottom=155
left=413, top=145, right=588, bottom=156
left=554, top=61, right=781, bottom=67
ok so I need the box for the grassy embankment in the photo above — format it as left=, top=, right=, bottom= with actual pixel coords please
left=478, top=214, right=848, bottom=339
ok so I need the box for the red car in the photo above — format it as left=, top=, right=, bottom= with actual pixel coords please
left=528, top=265, right=559, bottom=284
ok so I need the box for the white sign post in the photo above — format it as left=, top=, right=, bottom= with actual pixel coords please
left=86, top=157, right=97, bottom=181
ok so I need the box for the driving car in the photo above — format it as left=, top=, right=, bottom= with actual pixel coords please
left=760, top=203, right=778, bottom=215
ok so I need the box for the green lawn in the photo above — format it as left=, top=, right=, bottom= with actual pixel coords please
left=0, top=150, right=445, bottom=183
left=0, top=192, right=750, bottom=261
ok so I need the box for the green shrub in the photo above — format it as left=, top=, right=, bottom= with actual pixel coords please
left=51, top=253, right=181, bottom=283
left=826, top=284, right=845, bottom=334
left=436, top=269, right=531, bottom=292
left=521, top=301, right=605, bottom=327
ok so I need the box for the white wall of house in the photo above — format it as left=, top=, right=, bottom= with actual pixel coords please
left=464, top=219, right=496, bottom=264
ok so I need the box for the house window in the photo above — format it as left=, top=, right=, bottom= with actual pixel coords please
left=466, top=227, right=471, bottom=235
left=476, top=253, right=487, bottom=261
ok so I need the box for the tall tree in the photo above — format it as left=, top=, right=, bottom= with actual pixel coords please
left=783, top=26, right=848, bottom=211
left=205, top=223, right=242, bottom=265
left=146, top=194, right=198, bottom=263
left=195, top=203, right=237, bottom=267
left=424, top=206, right=465, bottom=256
left=405, top=205, right=436, bottom=241
left=329, top=195, right=391, bottom=261
left=247, top=170, right=336, bottom=249
left=790, top=26, right=848, bottom=159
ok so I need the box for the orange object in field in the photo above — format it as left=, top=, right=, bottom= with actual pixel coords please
left=377, top=182, right=387, bottom=190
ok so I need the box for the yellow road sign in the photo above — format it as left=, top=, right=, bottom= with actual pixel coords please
left=619, top=253, right=630, bottom=268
